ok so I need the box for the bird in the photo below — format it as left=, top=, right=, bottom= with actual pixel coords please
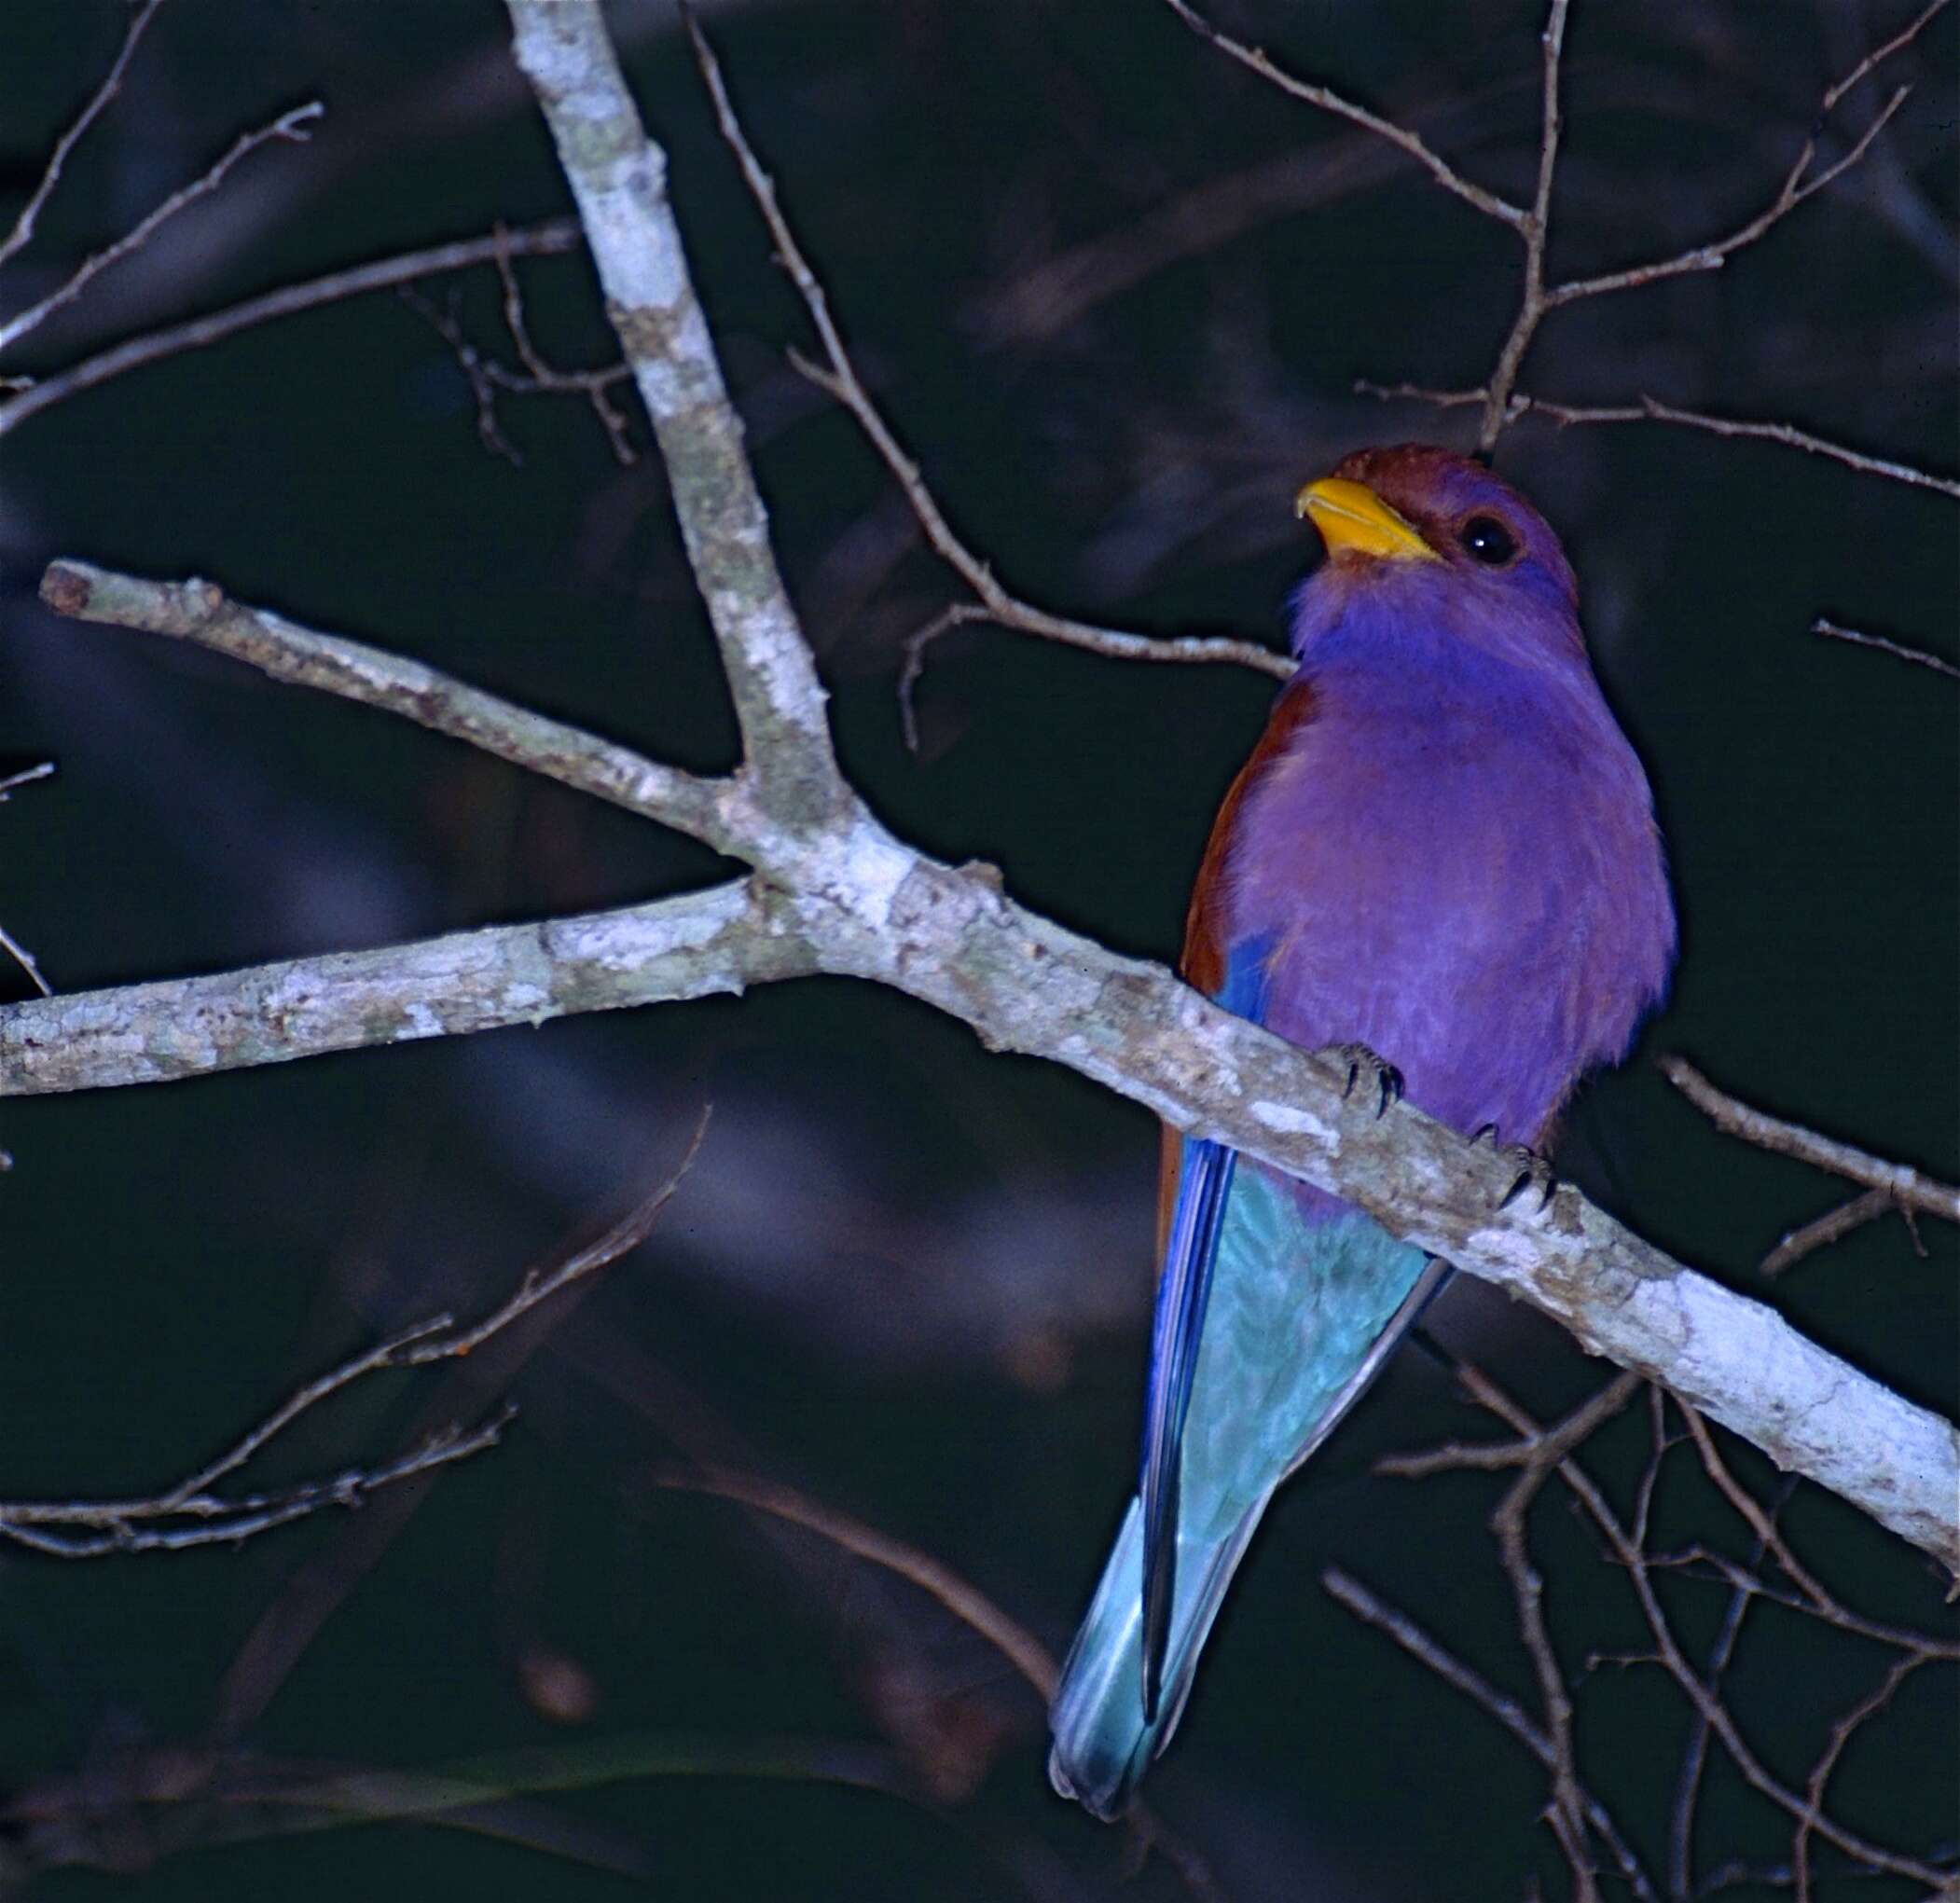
left=1046, top=442, right=1676, bottom=1820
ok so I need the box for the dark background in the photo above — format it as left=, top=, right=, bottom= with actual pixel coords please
left=0, top=2, right=1953, bottom=1897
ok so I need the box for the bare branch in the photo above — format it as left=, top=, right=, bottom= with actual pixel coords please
left=683, top=9, right=1290, bottom=692
left=1790, top=1654, right=1931, bottom=1901
left=0, top=761, right=57, bottom=1000
left=0, top=881, right=808, bottom=1095
left=0, top=0, right=167, bottom=272
left=1358, top=383, right=1960, bottom=500
left=38, top=561, right=730, bottom=849
left=661, top=1468, right=1058, bottom=1700
left=1814, top=616, right=1960, bottom=681
left=1544, top=87, right=1913, bottom=308
left=1485, top=1356, right=1619, bottom=1901
left=1323, top=1565, right=1657, bottom=1903
left=15, top=7, right=1955, bottom=1587
left=665, top=1468, right=1225, bottom=1901
left=1662, top=1055, right=1960, bottom=1227
left=489, top=226, right=637, bottom=463
left=1478, top=0, right=1572, bottom=450
left=1157, top=0, right=1529, bottom=229
left=0, top=1120, right=705, bottom=1556
left=0, top=103, right=326, bottom=357
left=1465, top=1371, right=1953, bottom=1889
left=1760, top=1186, right=1897, bottom=1278
left=504, top=0, right=846, bottom=827
left=0, top=220, right=584, bottom=442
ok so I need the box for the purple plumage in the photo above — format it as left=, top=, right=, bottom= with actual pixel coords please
left=1196, top=442, right=1674, bottom=1177
left=1049, top=444, right=1675, bottom=1818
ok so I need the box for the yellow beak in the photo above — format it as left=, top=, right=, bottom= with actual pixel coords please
left=1296, top=477, right=1438, bottom=562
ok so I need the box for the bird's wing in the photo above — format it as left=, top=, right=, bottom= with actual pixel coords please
left=1138, top=939, right=1268, bottom=1722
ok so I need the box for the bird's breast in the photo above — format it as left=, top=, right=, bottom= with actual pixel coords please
left=1221, top=674, right=1668, bottom=1143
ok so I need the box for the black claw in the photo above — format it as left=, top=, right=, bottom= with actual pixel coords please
left=1495, top=1143, right=1559, bottom=1214
left=1376, top=1064, right=1403, bottom=1118
left=1470, top=1122, right=1499, bottom=1147
left=1343, top=1057, right=1360, bottom=1099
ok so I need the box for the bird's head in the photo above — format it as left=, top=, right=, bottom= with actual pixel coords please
left=1291, top=443, right=1583, bottom=668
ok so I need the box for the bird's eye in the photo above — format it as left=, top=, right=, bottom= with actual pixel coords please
left=1459, top=515, right=1518, bottom=565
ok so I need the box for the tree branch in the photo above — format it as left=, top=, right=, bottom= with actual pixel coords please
left=39, top=559, right=730, bottom=850
left=1156, top=0, right=1529, bottom=229
left=0, top=880, right=808, bottom=1095
left=1813, top=616, right=1960, bottom=681
left=18, top=0, right=1957, bottom=1582
left=0, top=1119, right=706, bottom=1556
left=0, top=103, right=326, bottom=358
left=683, top=6, right=1291, bottom=696
left=503, top=0, right=845, bottom=831
left=0, top=220, right=585, bottom=443
left=0, top=0, right=167, bottom=274
left=1662, top=1055, right=1960, bottom=1229
left=1357, top=383, right=1960, bottom=500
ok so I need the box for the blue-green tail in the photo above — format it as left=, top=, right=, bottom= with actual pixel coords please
left=1048, top=1169, right=1438, bottom=1819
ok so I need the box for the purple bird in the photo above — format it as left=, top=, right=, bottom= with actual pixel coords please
left=1048, top=444, right=1675, bottom=1818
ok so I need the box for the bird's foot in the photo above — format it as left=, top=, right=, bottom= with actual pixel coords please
left=1319, top=1042, right=1403, bottom=1119
left=1494, top=1142, right=1559, bottom=1216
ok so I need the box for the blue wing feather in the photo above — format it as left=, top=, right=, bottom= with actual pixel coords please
left=1136, top=940, right=1270, bottom=1721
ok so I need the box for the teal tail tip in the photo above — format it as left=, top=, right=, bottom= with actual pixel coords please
left=1046, top=1498, right=1155, bottom=1820
left=1048, top=1496, right=1250, bottom=1820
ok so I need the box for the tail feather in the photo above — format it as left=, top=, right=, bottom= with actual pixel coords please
left=1047, top=1491, right=1271, bottom=1820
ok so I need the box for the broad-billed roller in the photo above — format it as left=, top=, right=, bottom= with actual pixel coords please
left=1048, top=444, right=1675, bottom=1818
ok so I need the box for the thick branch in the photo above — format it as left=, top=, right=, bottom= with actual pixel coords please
left=0, top=882, right=807, bottom=1094
left=5, top=792, right=1953, bottom=1568
left=503, top=0, right=845, bottom=829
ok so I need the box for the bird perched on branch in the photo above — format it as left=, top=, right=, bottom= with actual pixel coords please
left=1047, top=443, right=1675, bottom=1819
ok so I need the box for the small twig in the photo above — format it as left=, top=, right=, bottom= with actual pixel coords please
left=1791, top=1653, right=1931, bottom=1903
left=1814, top=617, right=1960, bottom=682
left=1324, top=1566, right=1658, bottom=1903
left=1155, top=0, right=1528, bottom=229
left=0, top=0, right=167, bottom=272
left=1478, top=0, right=1572, bottom=450
left=0, top=103, right=326, bottom=357
left=658, top=1466, right=1057, bottom=1699
left=1357, top=383, right=1960, bottom=500
left=402, top=283, right=524, bottom=465
left=0, top=762, right=56, bottom=799
left=1666, top=1476, right=1793, bottom=1901
left=1661, top=1055, right=1960, bottom=1227
left=683, top=4, right=1290, bottom=709
left=401, top=240, right=638, bottom=468
left=0, top=220, right=584, bottom=442
left=1543, top=86, right=1915, bottom=309
left=0, top=1111, right=708, bottom=1557
left=0, top=761, right=56, bottom=999
left=1826, top=0, right=1954, bottom=110
left=661, top=1467, right=1226, bottom=1902
left=489, top=224, right=636, bottom=463
left=1463, top=1370, right=1952, bottom=1888
left=1376, top=1367, right=1639, bottom=1481
left=1332, top=0, right=1949, bottom=451
left=1760, top=1185, right=1895, bottom=1278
